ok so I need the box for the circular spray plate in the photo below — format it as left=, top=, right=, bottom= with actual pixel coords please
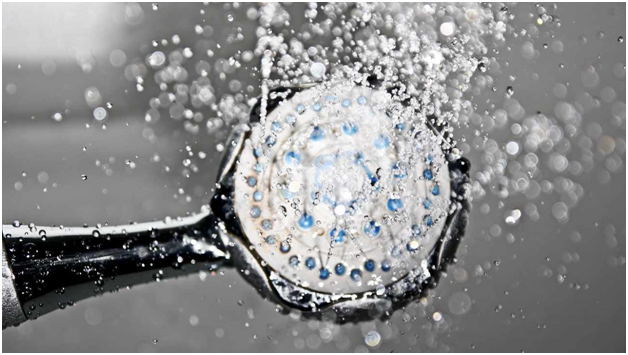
left=234, top=81, right=452, bottom=295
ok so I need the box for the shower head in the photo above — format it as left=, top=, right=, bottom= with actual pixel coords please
left=2, top=78, right=470, bottom=328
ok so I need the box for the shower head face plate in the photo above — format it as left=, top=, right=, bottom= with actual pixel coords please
left=233, top=81, right=452, bottom=296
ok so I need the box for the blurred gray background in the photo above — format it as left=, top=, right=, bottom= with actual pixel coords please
left=2, top=3, right=625, bottom=352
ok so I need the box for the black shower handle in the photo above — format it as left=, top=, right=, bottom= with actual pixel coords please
left=1, top=212, right=228, bottom=329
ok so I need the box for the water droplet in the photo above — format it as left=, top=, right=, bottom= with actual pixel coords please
left=440, top=22, right=456, bottom=36
left=433, top=311, right=443, bottom=322
left=310, top=62, right=326, bottom=79
left=93, top=107, right=107, bottom=121
left=448, top=292, right=472, bottom=315
left=364, top=330, right=381, bottom=347
left=148, top=51, right=166, bottom=68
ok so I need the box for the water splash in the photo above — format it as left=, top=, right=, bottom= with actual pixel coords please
left=111, top=1, right=623, bottom=350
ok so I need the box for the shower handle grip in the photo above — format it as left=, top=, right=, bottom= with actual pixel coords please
left=1, top=211, right=228, bottom=329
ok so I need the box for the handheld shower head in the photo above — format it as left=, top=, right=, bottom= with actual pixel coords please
left=2, top=78, right=470, bottom=328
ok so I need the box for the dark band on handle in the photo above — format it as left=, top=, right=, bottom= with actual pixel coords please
left=2, top=243, right=26, bottom=328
